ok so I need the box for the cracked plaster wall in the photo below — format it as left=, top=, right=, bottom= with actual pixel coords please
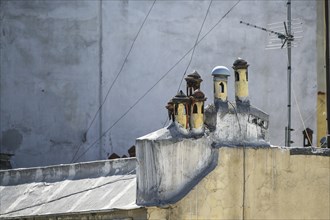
left=147, top=147, right=330, bottom=220
left=136, top=137, right=218, bottom=206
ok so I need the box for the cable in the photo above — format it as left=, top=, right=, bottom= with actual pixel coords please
left=177, top=0, right=240, bottom=92
left=271, top=66, right=323, bottom=148
left=275, top=102, right=323, bottom=148
left=0, top=167, right=137, bottom=216
left=292, top=87, right=313, bottom=147
left=73, top=50, right=190, bottom=162
left=70, top=0, right=156, bottom=163
left=72, top=0, right=241, bottom=163
left=73, top=0, right=241, bottom=162
left=177, top=0, right=213, bottom=92
left=164, top=0, right=214, bottom=128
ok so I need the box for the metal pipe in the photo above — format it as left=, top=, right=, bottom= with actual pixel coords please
left=325, top=0, right=330, bottom=148
left=286, top=0, right=292, bottom=147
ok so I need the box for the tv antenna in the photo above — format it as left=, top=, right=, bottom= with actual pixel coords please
left=240, top=0, right=303, bottom=147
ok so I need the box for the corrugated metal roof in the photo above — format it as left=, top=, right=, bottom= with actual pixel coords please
left=0, top=158, right=140, bottom=219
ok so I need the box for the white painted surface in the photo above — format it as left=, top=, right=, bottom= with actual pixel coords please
left=0, top=158, right=139, bottom=218
left=136, top=137, right=217, bottom=205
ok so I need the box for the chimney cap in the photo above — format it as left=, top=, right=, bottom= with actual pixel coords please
left=187, top=70, right=201, bottom=79
left=172, top=90, right=190, bottom=103
left=192, top=89, right=206, bottom=100
left=211, top=66, right=230, bottom=76
left=185, top=70, right=203, bottom=83
left=166, top=100, right=174, bottom=110
left=302, top=127, right=313, bottom=134
left=232, top=58, right=249, bottom=69
left=166, top=99, right=174, bottom=105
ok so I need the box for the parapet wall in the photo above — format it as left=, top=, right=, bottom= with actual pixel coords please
left=148, top=146, right=330, bottom=220
left=136, top=137, right=218, bottom=206
left=0, top=158, right=137, bottom=186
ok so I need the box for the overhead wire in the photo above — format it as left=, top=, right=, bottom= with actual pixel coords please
left=70, top=0, right=157, bottom=163
left=272, top=68, right=322, bottom=147
left=73, top=0, right=241, bottom=163
left=162, top=0, right=214, bottom=129
left=292, top=87, right=313, bottom=147
left=275, top=101, right=323, bottom=148
left=177, top=0, right=213, bottom=93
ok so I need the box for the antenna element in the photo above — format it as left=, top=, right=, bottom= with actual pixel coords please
left=240, top=0, right=303, bottom=147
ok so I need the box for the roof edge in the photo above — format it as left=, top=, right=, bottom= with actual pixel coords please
left=0, top=158, right=137, bottom=186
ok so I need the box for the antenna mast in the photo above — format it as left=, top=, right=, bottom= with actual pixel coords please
left=286, top=0, right=293, bottom=147
left=241, top=0, right=300, bottom=147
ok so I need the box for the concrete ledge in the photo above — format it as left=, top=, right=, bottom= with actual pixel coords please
left=212, top=141, right=270, bottom=148
left=289, top=147, right=330, bottom=156
left=0, top=158, right=137, bottom=186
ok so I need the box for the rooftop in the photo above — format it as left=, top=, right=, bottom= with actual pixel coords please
left=0, top=158, right=140, bottom=219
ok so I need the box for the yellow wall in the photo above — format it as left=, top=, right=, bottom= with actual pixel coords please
left=148, top=147, right=330, bottom=220
left=317, top=92, right=327, bottom=147
left=147, top=207, right=169, bottom=220
left=315, top=0, right=326, bottom=147
left=190, top=102, right=204, bottom=129
left=214, top=80, right=227, bottom=101
left=175, top=103, right=188, bottom=128
left=235, top=69, right=249, bottom=99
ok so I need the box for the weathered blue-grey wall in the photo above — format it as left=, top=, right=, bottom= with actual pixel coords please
left=0, top=0, right=319, bottom=168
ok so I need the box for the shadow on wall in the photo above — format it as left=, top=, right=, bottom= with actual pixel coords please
left=1, top=129, right=23, bottom=153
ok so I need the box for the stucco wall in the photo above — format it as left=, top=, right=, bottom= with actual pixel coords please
left=136, top=137, right=218, bottom=206
left=0, top=0, right=321, bottom=167
left=0, top=0, right=103, bottom=167
left=147, top=147, right=330, bottom=220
